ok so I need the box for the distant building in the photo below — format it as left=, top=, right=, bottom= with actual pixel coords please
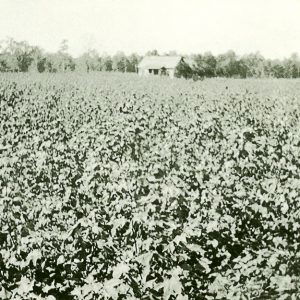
left=137, top=56, right=184, bottom=79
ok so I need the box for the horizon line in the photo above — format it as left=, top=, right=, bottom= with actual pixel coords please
left=0, top=37, right=299, bottom=61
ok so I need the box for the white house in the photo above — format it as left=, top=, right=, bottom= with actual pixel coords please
left=137, top=56, right=184, bottom=79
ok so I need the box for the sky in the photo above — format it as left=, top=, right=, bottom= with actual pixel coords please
left=0, top=0, right=300, bottom=59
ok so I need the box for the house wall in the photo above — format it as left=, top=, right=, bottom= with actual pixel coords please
left=138, top=67, right=175, bottom=78
left=138, top=68, right=150, bottom=76
left=168, top=69, right=175, bottom=79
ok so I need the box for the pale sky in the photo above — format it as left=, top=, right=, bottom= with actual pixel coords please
left=0, top=0, right=300, bottom=58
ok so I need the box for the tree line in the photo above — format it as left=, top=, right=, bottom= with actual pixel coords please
left=1, top=38, right=300, bottom=78
left=178, top=50, right=300, bottom=79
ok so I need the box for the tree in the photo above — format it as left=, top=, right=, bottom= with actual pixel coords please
left=59, top=39, right=69, bottom=54
left=240, top=52, right=266, bottom=78
left=0, top=38, right=36, bottom=72
left=146, top=49, right=159, bottom=56
left=216, top=50, right=240, bottom=77
left=202, top=52, right=217, bottom=77
left=0, top=54, right=9, bottom=72
left=76, top=49, right=101, bottom=72
left=165, top=50, right=178, bottom=56
left=42, top=52, right=74, bottom=73
left=112, top=51, right=128, bottom=72
left=52, top=39, right=75, bottom=72
left=126, top=53, right=141, bottom=72
left=28, top=46, right=47, bottom=73
left=282, top=53, right=300, bottom=78
left=269, top=59, right=285, bottom=78
left=100, top=54, right=113, bottom=71
left=193, top=52, right=217, bottom=77
left=192, top=54, right=205, bottom=77
left=175, top=60, right=193, bottom=79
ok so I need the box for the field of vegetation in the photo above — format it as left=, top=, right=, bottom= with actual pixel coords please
left=0, top=73, right=300, bottom=299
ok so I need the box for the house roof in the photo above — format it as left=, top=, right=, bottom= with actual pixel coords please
left=138, top=56, right=182, bottom=69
